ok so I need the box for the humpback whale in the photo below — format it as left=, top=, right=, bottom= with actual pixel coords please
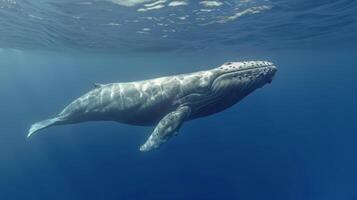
left=28, top=61, right=277, bottom=152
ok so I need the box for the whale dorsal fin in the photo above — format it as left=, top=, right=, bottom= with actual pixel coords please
left=93, top=83, right=104, bottom=88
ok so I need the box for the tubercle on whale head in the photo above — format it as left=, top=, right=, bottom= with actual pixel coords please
left=214, top=61, right=276, bottom=73
left=210, top=61, right=277, bottom=92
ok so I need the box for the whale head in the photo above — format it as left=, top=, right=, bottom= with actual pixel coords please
left=188, top=61, right=277, bottom=118
left=211, top=61, right=277, bottom=96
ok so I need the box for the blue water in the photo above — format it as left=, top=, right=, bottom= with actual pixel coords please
left=1, top=0, right=357, bottom=200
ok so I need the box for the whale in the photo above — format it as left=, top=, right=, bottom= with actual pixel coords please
left=28, top=61, right=277, bottom=152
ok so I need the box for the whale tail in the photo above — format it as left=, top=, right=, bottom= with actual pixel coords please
left=27, top=117, right=61, bottom=138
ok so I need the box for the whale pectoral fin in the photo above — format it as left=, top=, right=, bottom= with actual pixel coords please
left=140, top=106, right=191, bottom=152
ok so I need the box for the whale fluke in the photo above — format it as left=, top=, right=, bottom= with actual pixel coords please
left=27, top=117, right=60, bottom=138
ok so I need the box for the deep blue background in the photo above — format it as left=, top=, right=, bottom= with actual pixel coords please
left=1, top=48, right=357, bottom=200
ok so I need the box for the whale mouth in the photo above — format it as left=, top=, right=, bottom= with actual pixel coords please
left=267, top=65, right=277, bottom=83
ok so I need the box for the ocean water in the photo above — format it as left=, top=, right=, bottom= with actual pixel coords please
left=1, top=0, right=357, bottom=200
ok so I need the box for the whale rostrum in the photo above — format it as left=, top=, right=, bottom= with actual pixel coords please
left=28, top=61, right=277, bottom=152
